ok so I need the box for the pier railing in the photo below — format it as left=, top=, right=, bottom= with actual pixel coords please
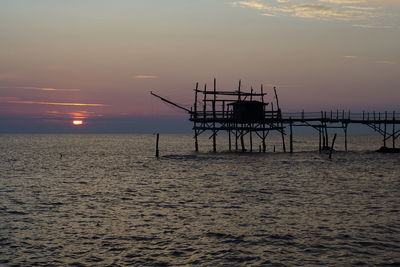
left=191, top=110, right=400, bottom=123
left=282, top=111, right=400, bottom=122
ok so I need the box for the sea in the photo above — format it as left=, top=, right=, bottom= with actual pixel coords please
left=0, top=134, right=399, bottom=266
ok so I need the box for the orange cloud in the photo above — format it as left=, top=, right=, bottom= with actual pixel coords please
left=133, top=75, right=158, bottom=79
left=0, top=86, right=81, bottom=92
left=34, top=87, right=81, bottom=92
left=342, top=55, right=358, bottom=59
left=47, top=110, right=103, bottom=119
left=4, top=100, right=107, bottom=107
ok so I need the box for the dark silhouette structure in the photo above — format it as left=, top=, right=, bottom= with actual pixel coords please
left=151, top=79, right=400, bottom=153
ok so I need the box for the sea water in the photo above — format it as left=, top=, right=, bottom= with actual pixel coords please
left=0, top=134, right=399, bottom=266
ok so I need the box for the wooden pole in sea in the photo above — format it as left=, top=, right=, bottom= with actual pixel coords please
left=384, top=111, right=387, bottom=148
left=261, top=84, right=266, bottom=153
left=289, top=117, right=293, bottom=154
left=194, top=82, right=199, bottom=152
left=241, top=134, right=245, bottom=152
left=319, top=128, right=322, bottom=152
left=228, top=130, right=232, bottom=152
left=393, top=111, right=396, bottom=149
left=155, top=133, right=160, bottom=158
left=249, top=128, right=253, bottom=152
left=329, top=133, right=337, bottom=160
left=343, top=124, right=348, bottom=152
left=235, top=129, right=238, bottom=151
left=212, top=78, right=217, bottom=153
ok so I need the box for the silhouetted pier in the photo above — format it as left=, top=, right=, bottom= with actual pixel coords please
left=151, top=79, right=400, bottom=153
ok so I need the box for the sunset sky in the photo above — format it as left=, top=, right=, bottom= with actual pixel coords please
left=1, top=0, right=399, bottom=133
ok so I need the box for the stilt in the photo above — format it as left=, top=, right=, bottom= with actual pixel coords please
left=384, top=123, right=387, bottom=147
left=289, top=118, right=293, bottom=154
left=228, top=130, right=232, bottom=152
left=262, top=135, right=266, bottom=152
left=212, top=78, right=217, bottom=152
left=320, top=112, right=325, bottom=149
left=155, top=133, right=160, bottom=158
left=261, top=85, right=266, bottom=153
left=249, top=130, right=253, bottom=152
left=195, top=131, right=199, bottom=152
left=344, top=125, right=348, bottom=152
left=329, top=133, right=337, bottom=159
left=393, top=111, right=396, bottom=149
left=194, top=82, right=199, bottom=152
left=324, top=124, right=329, bottom=148
left=235, top=129, right=238, bottom=151
left=319, top=129, right=322, bottom=152
left=213, top=132, right=216, bottom=153
left=384, top=111, right=387, bottom=147
left=240, top=134, right=245, bottom=152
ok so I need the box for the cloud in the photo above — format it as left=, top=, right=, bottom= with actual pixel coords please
left=376, top=60, right=397, bottom=65
left=0, top=86, right=81, bottom=92
left=0, top=72, right=18, bottom=80
left=352, top=24, right=396, bottom=28
left=133, top=75, right=158, bottom=79
left=339, top=56, right=397, bottom=65
left=233, top=0, right=385, bottom=21
left=47, top=110, right=103, bottom=119
left=0, top=97, right=19, bottom=100
left=320, top=0, right=366, bottom=3
left=366, top=0, right=400, bottom=6
left=2, top=100, right=108, bottom=107
left=342, top=55, right=358, bottom=58
left=33, top=87, right=81, bottom=92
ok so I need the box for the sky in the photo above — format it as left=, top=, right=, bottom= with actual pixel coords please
left=0, top=0, right=399, bottom=133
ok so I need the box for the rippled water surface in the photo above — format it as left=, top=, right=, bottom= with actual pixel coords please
left=1, top=134, right=399, bottom=266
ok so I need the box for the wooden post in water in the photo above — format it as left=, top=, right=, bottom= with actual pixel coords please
left=203, top=84, right=207, bottom=119
left=319, top=128, right=322, bottom=152
left=155, top=133, right=160, bottom=158
left=194, top=82, right=199, bottom=152
left=262, top=135, right=266, bottom=153
left=324, top=112, right=329, bottom=148
left=249, top=130, right=253, bottom=152
left=384, top=111, right=387, bottom=147
left=393, top=111, right=396, bottom=149
left=321, top=111, right=326, bottom=148
left=289, top=118, right=293, bottom=154
left=344, top=124, right=348, bottom=152
left=261, top=84, right=266, bottom=153
left=329, top=133, right=337, bottom=159
left=281, top=121, right=286, bottom=152
left=241, top=134, right=245, bottom=152
left=212, top=78, right=217, bottom=153
left=228, top=130, right=232, bottom=152
left=235, top=129, right=238, bottom=151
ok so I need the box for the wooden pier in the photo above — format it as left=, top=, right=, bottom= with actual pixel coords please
left=151, top=79, right=400, bottom=153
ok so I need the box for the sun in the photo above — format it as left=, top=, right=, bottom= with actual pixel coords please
left=72, top=120, right=83, bottom=125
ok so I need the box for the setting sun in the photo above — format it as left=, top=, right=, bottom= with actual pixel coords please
left=72, top=120, right=83, bottom=125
